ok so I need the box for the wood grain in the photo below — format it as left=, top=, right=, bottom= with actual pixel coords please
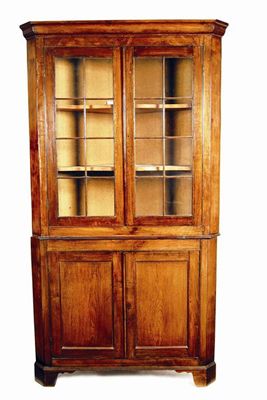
left=135, top=259, right=188, bottom=347
left=125, top=251, right=199, bottom=358
left=20, top=20, right=228, bottom=39
left=44, top=34, right=202, bottom=48
left=199, top=239, right=217, bottom=362
left=48, top=225, right=205, bottom=237
left=48, top=251, right=123, bottom=358
left=47, top=239, right=200, bottom=252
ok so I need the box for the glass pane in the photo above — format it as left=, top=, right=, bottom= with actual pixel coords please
left=165, top=58, right=193, bottom=98
left=85, top=58, right=113, bottom=98
left=55, top=56, right=116, bottom=218
left=165, top=109, right=192, bottom=137
left=165, top=99, right=192, bottom=137
left=86, top=178, right=114, bottom=216
left=56, top=100, right=84, bottom=138
left=165, top=138, right=192, bottom=167
left=134, top=54, right=194, bottom=219
left=55, top=58, right=83, bottom=98
left=135, top=100, right=163, bottom=137
left=85, top=139, right=114, bottom=166
left=136, top=178, right=163, bottom=216
left=135, top=58, right=163, bottom=98
left=58, top=178, right=85, bottom=216
left=56, top=139, right=85, bottom=170
left=135, top=139, right=163, bottom=165
left=165, top=177, right=192, bottom=216
left=85, top=99, right=114, bottom=138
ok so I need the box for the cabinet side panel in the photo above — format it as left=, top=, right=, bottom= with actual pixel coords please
left=202, top=36, right=212, bottom=234
left=27, top=38, right=48, bottom=235
left=210, top=36, right=222, bottom=233
left=202, top=35, right=222, bottom=234
left=31, top=237, right=43, bottom=361
left=31, top=237, right=51, bottom=364
left=27, top=40, right=41, bottom=234
left=199, top=238, right=217, bottom=362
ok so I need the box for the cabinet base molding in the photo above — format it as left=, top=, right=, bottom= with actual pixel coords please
left=35, top=362, right=60, bottom=387
left=177, top=362, right=216, bottom=387
left=35, top=361, right=216, bottom=387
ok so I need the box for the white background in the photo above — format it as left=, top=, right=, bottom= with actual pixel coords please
left=1, top=1, right=267, bottom=399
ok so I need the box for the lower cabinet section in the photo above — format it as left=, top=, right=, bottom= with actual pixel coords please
left=32, top=238, right=217, bottom=386
left=48, top=249, right=199, bottom=360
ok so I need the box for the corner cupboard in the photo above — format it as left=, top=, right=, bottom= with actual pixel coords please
left=20, top=19, right=228, bottom=386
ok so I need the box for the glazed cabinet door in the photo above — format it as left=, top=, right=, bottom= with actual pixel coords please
left=125, top=46, right=202, bottom=226
left=45, top=47, right=124, bottom=227
left=48, top=251, right=123, bottom=358
left=125, top=251, right=200, bottom=358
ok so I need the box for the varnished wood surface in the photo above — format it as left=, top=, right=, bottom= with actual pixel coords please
left=192, top=362, right=216, bottom=386
left=46, top=238, right=200, bottom=252
left=20, top=19, right=228, bottom=39
left=49, top=251, right=123, bottom=358
left=47, top=225, right=207, bottom=237
left=35, top=360, right=215, bottom=386
left=199, top=239, right=217, bottom=362
left=44, top=35, right=202, bottom=48
left=125, top=251, right=199, bottom=358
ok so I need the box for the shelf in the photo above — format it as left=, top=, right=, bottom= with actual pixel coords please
left=56, top=104, right=113, bottom=114
left=58, top=165, right=114, bottom=172
left=58, top=165, right=191, bottom=173
left=56, top=103, right=191, bottom=114
left=137, top=103, right=191, bottom=109
left=135, top=165, right=191, bottom=172
left=136, top=103, right=191, bottom=113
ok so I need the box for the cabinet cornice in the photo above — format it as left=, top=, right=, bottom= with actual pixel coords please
left=20, top=19, right=228, bottom=40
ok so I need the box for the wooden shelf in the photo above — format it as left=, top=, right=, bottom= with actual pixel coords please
left=136, top=103, right=191, bottom=113
left=56, top=103, right=191, bottom=114
left=58, top=165, right=114, bottom=172
left=57, top=165, right=191, bottom=174
left=136, top=103, right=191, bottom=109
left=56, top=104, right=113, bottom=114
left=136, top=165, right=191, bottom=172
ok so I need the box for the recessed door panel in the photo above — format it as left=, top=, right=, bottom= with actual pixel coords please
left=125, top=251, right=199, bottom=358
left=49, top=251, right=123, bottom=358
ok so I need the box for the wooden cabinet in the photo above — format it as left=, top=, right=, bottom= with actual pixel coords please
left=21, top=19, right=228, bottom=386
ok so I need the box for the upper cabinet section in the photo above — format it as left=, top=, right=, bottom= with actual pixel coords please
left=20, top=20, right=227, bottom=236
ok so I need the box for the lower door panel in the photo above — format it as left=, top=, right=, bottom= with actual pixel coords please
left=125, top=251, right=200, bottom=358
left=48, top=251, right=123, bottom=359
